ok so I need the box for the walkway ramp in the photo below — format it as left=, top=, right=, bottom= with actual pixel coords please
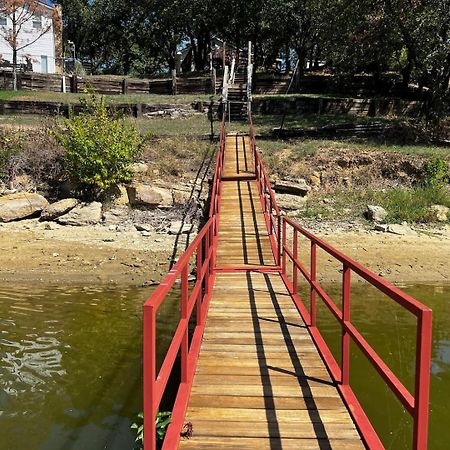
left=180, top=272, right=363, bottom=449
left=143, top=117, right=432, bottom=450
left=179, top=134, right=363, bottom=449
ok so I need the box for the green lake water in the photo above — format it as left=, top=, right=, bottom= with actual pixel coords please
left=0, top=282, right=448, bottom=449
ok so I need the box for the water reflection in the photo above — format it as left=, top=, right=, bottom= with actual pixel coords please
left=0, top=284, right=180, bottom=450
left=0, top=282, right=448, bottom=449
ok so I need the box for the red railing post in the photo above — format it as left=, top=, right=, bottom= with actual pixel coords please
left=293, top=228, right=298, bottom=295
left=181, top=265, right=189, bottom=383
left=413, top=310, right=432, bottom=449
left=205, top=228, right=210, bottom=294
left=342, top=265, right=351, bottom=386
left=280, top=217, right=285, bottom=270
left=310, top=242, right=317, bottom=327
left=196, top=243, right=203, bottom=326
left=143, top=304, right=156, bottom=450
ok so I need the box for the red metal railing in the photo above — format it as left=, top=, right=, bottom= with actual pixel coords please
left=143, top=110, right=432, bottom=450
left=249, top=117, right=282, bottom=266
left=142, top=114, right=226, bottom=450
left=279, top=218, right=432, bottom=449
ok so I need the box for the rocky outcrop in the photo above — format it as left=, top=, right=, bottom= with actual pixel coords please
left=273, top=179, right=311, bottom=197
left=0, top=193, right=48, bottom=222
left=366, top=205, right=388, bottom=222
left=276, top=194, right=307, bottom=211
left=57, top=202, right=102, bottom=226
left=126, top=183, right=172, bottom=209
left=40, top=198, right=79, bottom=221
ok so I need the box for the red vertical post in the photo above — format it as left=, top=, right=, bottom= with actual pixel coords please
left=209, top=224, right=214, bottom=283
left=143, top=304, right=156, bottom=450
left=341, top=265, right=351, bottom=386
left=205, top=229, right=210, bottom=294
left=310, top=242, right=317, bottom=327
left=413, top=310, right=432, bottom=449
left=293, top=228, right=298, bottom=295
left=281, top=217, right=285, bottom=271
left=181, top=265, right=189, bottom=383
left=196, top=243, right=203, bottom=326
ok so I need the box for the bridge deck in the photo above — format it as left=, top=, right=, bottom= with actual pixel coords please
left=179, top=133, right=364, bottom=449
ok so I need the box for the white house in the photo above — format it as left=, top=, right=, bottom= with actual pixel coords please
left=0, top=1, right=62, bottom=74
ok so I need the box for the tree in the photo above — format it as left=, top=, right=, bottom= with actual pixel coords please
left=0, top=0, right=61, bottom=89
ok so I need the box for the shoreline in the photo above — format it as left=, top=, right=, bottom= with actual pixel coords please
left=0, top=219, right=448, bottom=286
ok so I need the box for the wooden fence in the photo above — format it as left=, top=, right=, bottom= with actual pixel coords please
left=0, top=71, right=218, bottom=96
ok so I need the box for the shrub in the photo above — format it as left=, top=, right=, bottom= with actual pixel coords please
left=131, top=411, right=171, bottom=449
left=423, top=157, right=449, bottom=186
left=54, top=93, right=147, bottom=198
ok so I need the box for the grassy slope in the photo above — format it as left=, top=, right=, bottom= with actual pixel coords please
left=0, top=89, right=217, bottom=105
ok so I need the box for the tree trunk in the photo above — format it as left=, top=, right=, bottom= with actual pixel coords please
left=12, top=10, right=17, bottom=91
left=13, top=48, right=17, bottom=91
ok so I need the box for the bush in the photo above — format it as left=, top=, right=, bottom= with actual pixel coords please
left=423, top=157, right=449, bottom=186
left=54, top=93, right=147, bottom=198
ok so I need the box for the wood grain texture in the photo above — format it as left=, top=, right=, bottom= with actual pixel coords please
left=180, top=134, right=363, bottom=449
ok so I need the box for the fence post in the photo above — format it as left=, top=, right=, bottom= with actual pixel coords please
left=181, top=265, right=189, bottom=383
left=143, top=304, right=156, bottom=450
left=293, top=229, right=298, bottom=294
left=247, top=41, right=253, bottom=115
left=310, top=242, right=317, bottom=327
left=172, top=69, right=177, bottom=96
left=196, top=243, right=203, bottom=326
left=341, top=265, right=351, bottom=386
left=122, top=78, right=128, bottom=95
left=211, top=68, right=217, bottom=94
left=280, top=216, right=285, bottom=270
left=413, top=310, right=432, bottom=449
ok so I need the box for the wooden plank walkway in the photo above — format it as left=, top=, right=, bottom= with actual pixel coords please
left=222, top=133, right=255, bottom=180
left=179, top=133, right=364, bottom=449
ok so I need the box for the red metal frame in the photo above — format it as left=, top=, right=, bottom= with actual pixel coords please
left=143, top=111, right=432, bottom=450
left=143, top=114, right=226, bottom=450
left=249, top=116, right=282, bottom=266
left=280, top=218, right=432, bottom=450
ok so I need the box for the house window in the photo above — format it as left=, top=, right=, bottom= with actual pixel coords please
left=32, top=15, right=42, bottom=29
left=0, top=15, right=7, bottom=26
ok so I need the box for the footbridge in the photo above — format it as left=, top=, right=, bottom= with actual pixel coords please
left=143, top=114, right=432, bottom=450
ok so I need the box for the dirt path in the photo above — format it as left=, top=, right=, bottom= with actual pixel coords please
left=0, top=219, right=448, bottom=286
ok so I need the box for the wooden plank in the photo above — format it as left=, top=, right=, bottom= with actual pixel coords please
left=179, top=437, right=364, bottom=450
left=179, top=420, right=360, bottom=440
left=180, top=136, right=362, bottom=449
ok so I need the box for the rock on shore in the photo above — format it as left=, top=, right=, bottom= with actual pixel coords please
left=0, top=193, right=48, bottom=222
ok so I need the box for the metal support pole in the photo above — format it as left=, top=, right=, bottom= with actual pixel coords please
left=181, top=265, right=188, bottom=383
left=342, top=265, right=351, bottom=386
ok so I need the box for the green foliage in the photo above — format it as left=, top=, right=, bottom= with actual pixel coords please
left=53, top=93, right=147, bottom=197
left=423, top=157, right=449, bottom=187
left=370, top=185, right=450, bottom=223
left=131, top=411, right=171, bottom=449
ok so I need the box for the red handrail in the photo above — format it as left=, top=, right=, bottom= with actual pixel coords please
left=143, top=114, right=227, bottom=450
left=280, top=217, right=432, bottom=449
left=249, top=115, right=282, bottom=265
left=143, top=110, right=432, bottom=450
